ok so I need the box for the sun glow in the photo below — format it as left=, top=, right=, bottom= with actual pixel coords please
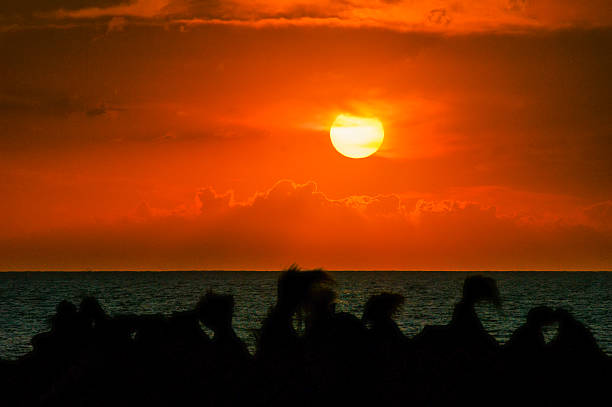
left=330, top=114, right=384, bottom=159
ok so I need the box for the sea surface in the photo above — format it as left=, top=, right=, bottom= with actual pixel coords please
left=0, top=271, right=611, bottom=359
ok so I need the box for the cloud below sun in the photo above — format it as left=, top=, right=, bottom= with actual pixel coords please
left=2, top=180, right=611, bottom=271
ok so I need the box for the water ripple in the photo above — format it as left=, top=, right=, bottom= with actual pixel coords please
left=0, top=271, right=610, bottom=359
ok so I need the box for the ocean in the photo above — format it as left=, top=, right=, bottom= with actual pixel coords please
left=0, top=271, right=610, bottom=359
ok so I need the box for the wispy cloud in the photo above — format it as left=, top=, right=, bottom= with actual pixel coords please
left=5, top=0, right=612, bottom=33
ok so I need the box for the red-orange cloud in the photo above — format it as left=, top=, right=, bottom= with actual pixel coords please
left=2, top=180, right=610, bottom=271
left=6, top=0, right=612, bottom=33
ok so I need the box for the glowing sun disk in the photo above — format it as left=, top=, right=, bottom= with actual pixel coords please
left=330, top=114, right=384, bottom=159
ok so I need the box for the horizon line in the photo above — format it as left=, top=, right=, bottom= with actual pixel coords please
left=1, top=269, right=611, bottom=273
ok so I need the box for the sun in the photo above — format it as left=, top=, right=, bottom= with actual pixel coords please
left=330, top=114, right=384, bottom=159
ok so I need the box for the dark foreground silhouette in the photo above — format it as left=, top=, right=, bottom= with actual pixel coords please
left=1, top=267, right=610, bottom=406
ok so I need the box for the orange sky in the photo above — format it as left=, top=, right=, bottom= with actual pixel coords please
left=1, top=1, right=611, bottom=270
